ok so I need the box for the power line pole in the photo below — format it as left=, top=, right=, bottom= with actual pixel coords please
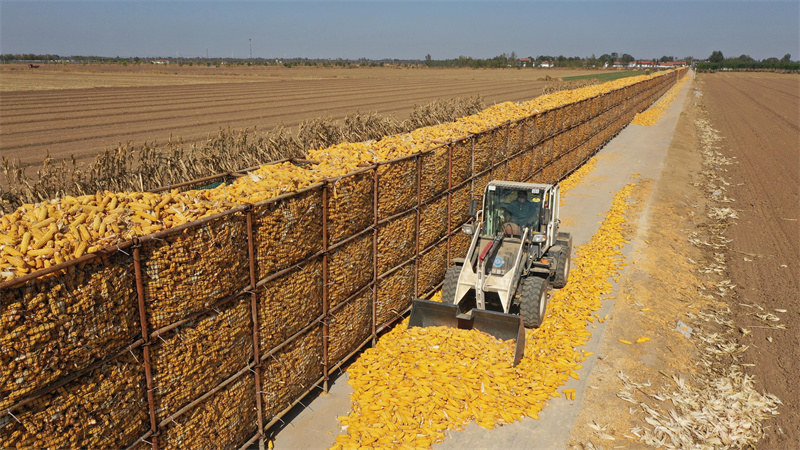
left=249, top=38, right=252, bottom=60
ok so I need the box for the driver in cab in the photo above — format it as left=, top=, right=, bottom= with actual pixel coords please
left=500, top=190, right=539, bottom=236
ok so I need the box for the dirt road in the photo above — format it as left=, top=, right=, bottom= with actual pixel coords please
left=0, top=65, right=594, bottom=169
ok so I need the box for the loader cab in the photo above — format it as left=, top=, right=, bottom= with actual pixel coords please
left=483, top=184, right=546, bottom=239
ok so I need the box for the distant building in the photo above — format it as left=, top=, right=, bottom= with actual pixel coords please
left=657, top=61, right=687, bottom=68
left=540, top=61, right=553, bottom=68
left=519, top=57, right=532, bottom=67
left=152, top=59, right=170, bottom=65
left=630, top=60, right=655, bottom=68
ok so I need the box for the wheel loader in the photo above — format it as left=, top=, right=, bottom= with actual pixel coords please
left=409, top=180, right=572, bottom=365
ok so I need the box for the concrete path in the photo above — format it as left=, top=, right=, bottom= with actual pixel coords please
left=269, top=73, right=694, bottom=450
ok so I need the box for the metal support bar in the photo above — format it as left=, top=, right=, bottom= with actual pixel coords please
left=246, top=207, right=265, bottom=447
left=414, top=155, right=422, bottom=298
left=133, top=246, right=160, bottom=450
left=372, top=167, right=379, bottom=346
left=321, top=182, right=330, bottom=392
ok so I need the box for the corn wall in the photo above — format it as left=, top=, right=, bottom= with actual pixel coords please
left=0, top=68, right=687, bottom=449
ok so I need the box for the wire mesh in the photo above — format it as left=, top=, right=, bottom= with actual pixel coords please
left=258, top=257, right=323, bottom=352
left=474, top=170, right=493, bottom=198
left=327, top=170, right=374, bottom=245
left=419, top=146, right=449, bottom=204
left=448, top=230, right=472, bottom=261
left=418, top=194, right=449, bottom=251
left=141, top=212, right=249, bottom=330
left=328, top=289, right=372, bottom=367
left=473, top=132, right=493, bottom=174
left=253, top=185, right=323, bottom=280
left=159, top=371, right=257, bottom=450
left=449, top=184, right=471, bottom=232
left=376, top=261, right=415, bottom=328
left=377, top=157, right=418, bottom=221
left=150, top=294, right=253, bottom=421
left=493, top=161, right=511, bottom=184
left=1, top=251, right=139, bottom=411
left=417, top=240, right=447, bottom=296
left=0, top=350, right=147, bottom=449
left=508, top=121, right=524, bottom=156
left=492, top=127, right=507, bottom=163
left=261, top=324, right=323, bottom=421
left=450, top=138, right=472, bottom=186
left=328, top=233, right=373, bottom=309
left=377, top=211, right=416, bottom=275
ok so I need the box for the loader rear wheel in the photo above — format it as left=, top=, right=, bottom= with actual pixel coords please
left=553, top=234, right=572, bottom=289
left=519, top=276, right=549, bottom=328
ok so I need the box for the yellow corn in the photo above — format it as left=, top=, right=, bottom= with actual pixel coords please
left=32, top=227, right=57, bottom=250
left=73, top=241, right=88, bottom=258
left=19, top=231, right=32, bottom=254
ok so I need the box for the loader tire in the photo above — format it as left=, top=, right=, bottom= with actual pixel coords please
left=552, top=248, right=571, bottom=289
left=553, top=234, right=572, bottom=289
left=441, top=265, right=461, bottom=306
left=519, top=276, right=549, bottom=328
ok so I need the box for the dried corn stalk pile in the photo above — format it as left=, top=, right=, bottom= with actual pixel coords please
left=332, top=183, right=639, bottom=448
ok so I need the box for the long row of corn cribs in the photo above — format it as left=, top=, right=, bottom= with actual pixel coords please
left=0, top=68, right=688, bottom=449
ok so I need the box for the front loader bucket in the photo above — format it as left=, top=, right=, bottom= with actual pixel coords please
left=408, top=299, right=459, bottom=329
left=408, top=298, right=526, bottom=366
left=470, top=309, right=526, bottom=366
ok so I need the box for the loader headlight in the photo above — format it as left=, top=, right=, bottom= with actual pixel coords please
left=463, top=224, right=474, bottom=235
left=532, top=233, right=546, bottom=243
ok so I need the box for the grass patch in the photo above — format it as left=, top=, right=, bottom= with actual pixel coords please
left=562, top=71, right=643, bottom=82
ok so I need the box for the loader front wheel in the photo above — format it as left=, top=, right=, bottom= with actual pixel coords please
left=519, top=276, right=549, bottom=328
left=441, top=265, right=461, bottom=306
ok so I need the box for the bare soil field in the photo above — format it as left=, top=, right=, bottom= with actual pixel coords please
left=570, top=72, right=798, bottom=448
left=0, top=64, right=598, bottom=169
left=702, top=72, right=799, bottom=447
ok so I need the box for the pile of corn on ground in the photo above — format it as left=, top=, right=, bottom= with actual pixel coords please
left=631, top=74, right=690, bottom=126
left=0, top=71, right=676, bottom=282
left=330, top=182, right=637, bottom=449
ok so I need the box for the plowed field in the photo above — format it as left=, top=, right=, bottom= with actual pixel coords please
left=0, top=64, right=595, bottom=169
left=702, top=72, right=799, bottom=447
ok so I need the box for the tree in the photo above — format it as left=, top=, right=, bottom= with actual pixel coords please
left=611, top=52, right=619, bottom=62
left=709, top=50, right=724, bottom=63
left=621, top=53, right=635, bottom=64
left=782, top=53, right=792, bottom=63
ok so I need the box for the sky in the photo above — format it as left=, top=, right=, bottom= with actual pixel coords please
left=1, top=1, right=798, bottom=61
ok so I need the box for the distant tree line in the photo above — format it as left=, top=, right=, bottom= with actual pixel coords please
left=6, top=51, right=796, bottom=72
left=697, top=51, right=798, bottom=72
